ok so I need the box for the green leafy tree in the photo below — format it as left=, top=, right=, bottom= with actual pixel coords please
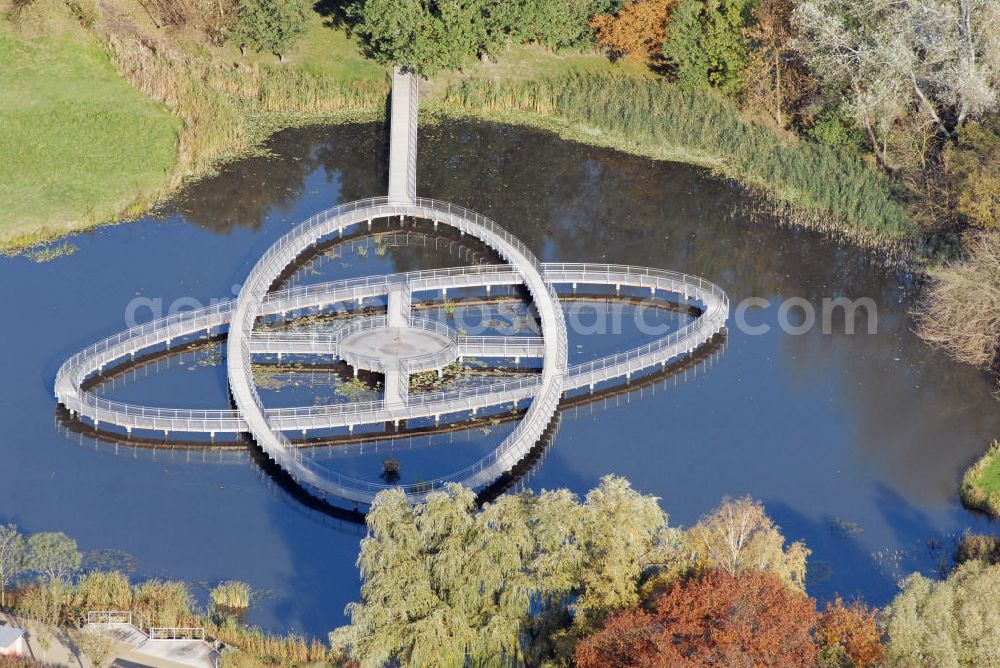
left=23, top=532, right=80, bottom=626
left=884, top=560, right=1000, bottom=667
left=346, top=0, right=626, bottom=75
left=0, top=524, right=27, bottom=607
left=663, top=0, right=755, bottom=93
left=519, top=0, right=616, bottom=50
left=347, top=0, right=516, bottom=75
left=230, top=0, right=311, bottom=61
left=27, top=532, right=82, bottom=585
left=344, top=476, right=666, bottom=667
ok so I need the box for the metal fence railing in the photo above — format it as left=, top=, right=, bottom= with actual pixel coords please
left=57, top=188, right=727, bottom=506
left=56, top=260, right=726, bottom=437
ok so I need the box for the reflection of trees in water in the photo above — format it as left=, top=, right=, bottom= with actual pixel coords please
left=416, top=120, right=808, bottom=287
left=415, top=120, right=1000, bottom=507
left=160, top=123, right=388, bottom=234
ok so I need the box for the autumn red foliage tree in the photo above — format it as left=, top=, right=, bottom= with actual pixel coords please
left=589, top=0, right=676, bottom=61
left=575, top=570, right=819, bottom=667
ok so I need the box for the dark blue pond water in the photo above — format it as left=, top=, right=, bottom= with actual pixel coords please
left=1, top=121, right=998, bottom=636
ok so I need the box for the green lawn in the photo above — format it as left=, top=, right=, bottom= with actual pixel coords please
left=0, top=5, right=650, bottom=251
left=293, top=16, right=388, bottom=81
left=424, top=43, right=652, bottom=98
left=0, top=22, right=180, bottom=250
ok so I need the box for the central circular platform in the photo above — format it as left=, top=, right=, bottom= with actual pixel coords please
left=340, top=325, right=455, bottom=371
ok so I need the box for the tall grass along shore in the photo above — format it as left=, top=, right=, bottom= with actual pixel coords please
left=0, top=0, right=388, bottom=253
left=443, top=75, right=915, bottom=248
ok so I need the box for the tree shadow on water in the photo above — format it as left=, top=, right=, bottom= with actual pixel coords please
left=760, top=499, right=903, bottom=608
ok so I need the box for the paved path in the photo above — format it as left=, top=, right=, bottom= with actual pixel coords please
left=84, top=622, right=218, bottom=668
left=0, top=612, right=87, bottom=667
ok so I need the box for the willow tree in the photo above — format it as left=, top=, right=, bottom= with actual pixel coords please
left=343, top=476, right=667, bottom=667
left=884, top=560, right=1000, bottom=667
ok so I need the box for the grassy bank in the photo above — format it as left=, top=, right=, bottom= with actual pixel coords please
left=442, top=76, right=916, bottom=247
left=961, top=441, right=1000, bottom=516
left=2, top=0, right=918, bottom=255
left=0, top=0, right=388, bottom=253
left=0, top=16, right=180, bottom=249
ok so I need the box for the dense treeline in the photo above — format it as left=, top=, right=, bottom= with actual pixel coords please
left=329, top=477, right=1000, bottom=667
left=9, top=480, right=1000, bottom=666
left=344, top=0, right=627, bottom=75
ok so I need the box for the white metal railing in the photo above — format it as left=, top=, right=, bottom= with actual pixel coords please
left=458, top=335, right=546, bottom=358
left=86, top=611, right=213, bottom=650
left=223, top=196, right=568, bottom=503
left=148, top=627, right=206, bottom=641
left=86, top=610, right=134, bottom=626
left=56, top=261, right=725, bottom=435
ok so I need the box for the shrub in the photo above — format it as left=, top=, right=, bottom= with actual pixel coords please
left=943, top=113, right=1000, bottom=231
left=211, top=580, right=252, bottom=610
left=917, top=231, right=1000, bottom=371
left=956, top=532, right=1000, bottom=565
left=809, top=106, right=865, bottom=153
left=816, top=597, right=886, bottom=668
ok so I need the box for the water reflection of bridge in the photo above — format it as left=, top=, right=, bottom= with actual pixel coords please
left=56, top=337, right=726, bottom=523
left=55, top=69, right=729, bottom=507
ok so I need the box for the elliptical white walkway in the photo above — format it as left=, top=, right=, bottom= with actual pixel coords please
left=54, top=70, right=729, bottom=506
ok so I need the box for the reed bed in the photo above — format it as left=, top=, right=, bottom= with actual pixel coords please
left=211, top=581, right=252, bottom=610
left=445, top=75, right=914, bottom=242
left=105, top=36, right=388, bottom=183
left=210, top=618, right=333, bottom=665
left=9, top=571, right=338, bottom=665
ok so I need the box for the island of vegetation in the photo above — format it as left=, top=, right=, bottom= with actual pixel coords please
left=961, top=440, right=1000, bottom=516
